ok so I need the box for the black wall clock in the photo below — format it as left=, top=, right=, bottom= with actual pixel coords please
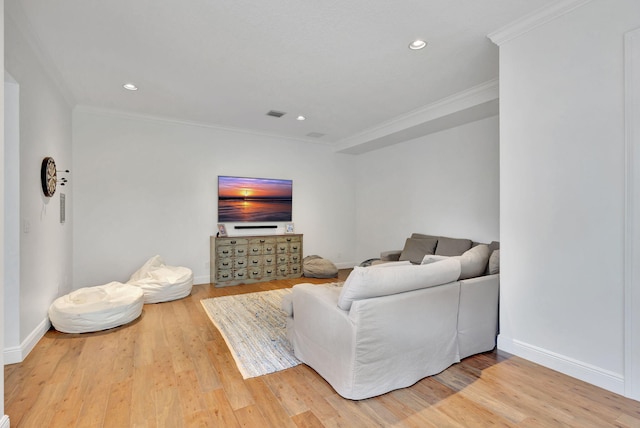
left=41, top=156, right=57, bottom=197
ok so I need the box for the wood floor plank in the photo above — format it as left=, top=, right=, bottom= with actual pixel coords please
left=5, top=271, right=640, bottom=427
left=291, top=410, right=326, bottom=428
left=154, top=387, right=185, bottom=428
left=263, top=370, right=310, bottom=417
left=103, top=379, right=133, bottom=428
left=201, top=388, right=241, bottom=427
left=244, top=376, right=298, bottom=428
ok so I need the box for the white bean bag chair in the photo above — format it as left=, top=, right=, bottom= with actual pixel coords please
left=48, top=282, right=144, bottom=334
left=127, top=255, right=193, bottom=303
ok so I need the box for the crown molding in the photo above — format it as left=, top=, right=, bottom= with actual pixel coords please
left=488, top=0, right=594, bottom=46
left=335, top=79, right=498, bottom=154
left=73, top=105, right=334, bottom=147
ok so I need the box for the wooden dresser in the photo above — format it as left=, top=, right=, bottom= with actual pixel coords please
left=210, top=234, right=303, bottom=286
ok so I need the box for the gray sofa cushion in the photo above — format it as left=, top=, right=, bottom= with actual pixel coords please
left=399, top=237, right=438, bottom=264
left=435, top=237, right=473, bottom=256
left=488, top=250, right=500, bottom=274
left=411, top=233, right=439, bottom=240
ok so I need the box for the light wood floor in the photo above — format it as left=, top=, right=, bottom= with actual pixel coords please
left=5, top=272, right=640, bottom=427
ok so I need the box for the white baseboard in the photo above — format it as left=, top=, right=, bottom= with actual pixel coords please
left=335, top=261, right=357, bottom=269
left=193, top=274, right=210, bottom=285
left=498, top=336, right=625, bottom=395
left=4, top=317, right=50, bottom=365
left=0, top=415, right=10, bottom=428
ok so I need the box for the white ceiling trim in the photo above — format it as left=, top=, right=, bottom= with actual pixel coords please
left=488, top=0, right=594, bottom=45
left=6, top=2, right=76, bottom=107
left=335, top=79, right=499, bottom=154
left=73, top=105, right=335, bottom=147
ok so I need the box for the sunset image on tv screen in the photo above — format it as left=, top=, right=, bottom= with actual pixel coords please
left=218, top=176, right=292, bottom=222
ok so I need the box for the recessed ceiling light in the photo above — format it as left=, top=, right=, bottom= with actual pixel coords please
left=296, top=115, right=306, bottom=121
left=408, top=40, right=427, bottom=50
left=123, top=83, right=138, bottom=91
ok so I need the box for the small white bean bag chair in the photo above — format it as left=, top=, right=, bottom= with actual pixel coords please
left=127, top=255, right=193, bottom=303
left=48, top=282, right=144, bottom=334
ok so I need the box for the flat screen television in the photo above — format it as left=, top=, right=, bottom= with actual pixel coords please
left=218, top=176, right=293, bottom=222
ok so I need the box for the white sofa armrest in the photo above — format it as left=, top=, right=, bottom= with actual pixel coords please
left=288, top=283, right=357, bottom=394
left=458, top=274, right=500, bottom=359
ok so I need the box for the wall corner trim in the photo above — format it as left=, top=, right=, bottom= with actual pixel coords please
left=624, top=26, right=640, bottom=401
left=488, top=0, right=594, bottom=46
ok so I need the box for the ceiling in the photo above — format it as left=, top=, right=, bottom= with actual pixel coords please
left=7, top=0, right=556, bottom=151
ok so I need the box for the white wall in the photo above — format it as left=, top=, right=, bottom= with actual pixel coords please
left=497, top=0, right=640, bottom=395
left=354, top=116, right=499, bottom=262
left=5, top=12, right=73, bottom=358
left=0, top=0, right=6, bottom=423
left=72, top=108, right=356, bottom=287
left=4, top=75, right=19, bottom=356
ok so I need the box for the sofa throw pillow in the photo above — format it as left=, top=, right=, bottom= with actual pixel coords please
left=435, top=236, right=473, bottom=256
left=399, top=237, right=438, bottom=264
left=488, top=249, right=500, bottom=274
left=421, top=254, right=450, bottom=265
left=337, top=258, right=461, bottom=311
left=451, top=244, right=491, bottom=279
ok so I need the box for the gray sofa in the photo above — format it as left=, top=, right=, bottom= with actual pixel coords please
left=283, top=233, right=500, bottom=400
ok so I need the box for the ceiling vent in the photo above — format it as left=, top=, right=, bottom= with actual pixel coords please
left=266, top=110, right=286, bottom=118
left=306, top=132, right=326, bottom=138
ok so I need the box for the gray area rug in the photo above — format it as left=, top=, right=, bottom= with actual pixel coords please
left=200, top=288, right=298, bottom=379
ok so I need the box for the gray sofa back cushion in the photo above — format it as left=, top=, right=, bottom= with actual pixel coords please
left=435, top=237, right=473, bottom=256
left=399, top=238, right=438, bottom=264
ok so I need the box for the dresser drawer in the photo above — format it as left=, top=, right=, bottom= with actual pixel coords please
left=248, top=237, right=276, bottom=246
left=277, top=236, right=300, bottom=244
left=217, top=269, right=233, bottom=282
left=217, top=258, right=233, bottom=270
left=234, top=269, right=248, bottom=281
left=276, top=265, right=289, bottom=277
left=218, top=238, right=248, bottom=246
left=248, top=256, right=262, bottom=267
left=247, top=267, right=262, bottom=279
left=234, top=257, right=248, bottom=269
left=263, top=266, right=276, bottom=279
left=217, top=246, right=234, bottom=258
left=290, top=264, right=302, bottom=276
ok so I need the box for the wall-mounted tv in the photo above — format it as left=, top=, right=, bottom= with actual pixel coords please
left=218, top=176, right=292, bottom=222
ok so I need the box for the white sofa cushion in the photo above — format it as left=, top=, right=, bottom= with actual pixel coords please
left=337, top=258, right=461, bottom=311
left=452, top=244, right=491, bottom=279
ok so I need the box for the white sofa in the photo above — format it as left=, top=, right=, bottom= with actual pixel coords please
left=284, top=255, right=499, bottom=400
